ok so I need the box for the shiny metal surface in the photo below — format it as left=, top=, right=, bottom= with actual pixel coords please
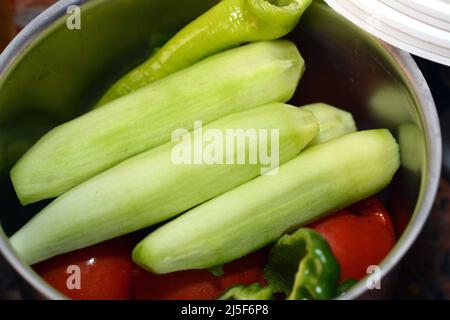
left=0, top=0, right=442, bottom=300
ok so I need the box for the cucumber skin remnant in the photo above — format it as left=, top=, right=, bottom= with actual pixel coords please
left=96, top=0, right=313, bottom=106
left=11, top=40, right=304, bottom=205
left=133, top=130, right=400, bottom=274
left=10, top=103, right=318, bottom=266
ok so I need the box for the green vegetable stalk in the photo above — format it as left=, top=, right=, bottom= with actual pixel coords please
left=11, top=40, right=304, bottom=204
left=96, top=0, right=312, bottom=106
left=132, top=130, right=400, bottom=274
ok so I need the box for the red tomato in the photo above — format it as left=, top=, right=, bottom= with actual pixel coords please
left=133, top=268, right=221, bottom=300
left=134, top=249, right=268, bottom=300
left=310, top=197, right=396, bottom=282
left=34, top=236, right=134, bottom=300
left=390, top=195, right=411, bottom=236
left=388, top=179, right=412, bottom=236
left=218, top=249, right=268, bottom=290
left=33, top=197, right=395, bottom=300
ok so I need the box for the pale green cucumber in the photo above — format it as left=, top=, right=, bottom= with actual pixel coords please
left=133, top=130, right=400, bottom=274
left=302, top=103, right=357, bottom=145
left=10, top=103, right=318, bottom=265
left=11, top=40, right=303, bottom=205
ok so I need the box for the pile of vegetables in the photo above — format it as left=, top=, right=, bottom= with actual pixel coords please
left=9, top=0, right=401, bottom=300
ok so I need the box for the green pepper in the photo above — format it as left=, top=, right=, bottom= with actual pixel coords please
left=219, top=284, right=274, bottom=300
left=337, top=279, right=358, bottom=296
left=220, top=228, right=341, bottom=300
left=264, top=228, right=340, bottom=300
left=96, top=0, right=312, bottom=106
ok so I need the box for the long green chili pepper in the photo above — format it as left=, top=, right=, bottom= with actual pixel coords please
left=220, top=228, right=341, bottom=300
left=96, top=0, right=312, bottom=106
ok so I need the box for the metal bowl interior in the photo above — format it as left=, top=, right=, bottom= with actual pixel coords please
left=0, top=0, right=442, bottom=300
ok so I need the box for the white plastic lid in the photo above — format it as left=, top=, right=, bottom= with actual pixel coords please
left=324, top=0, right=450, bottom=66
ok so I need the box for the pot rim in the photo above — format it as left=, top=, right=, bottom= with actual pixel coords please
left=0, top=0, right=442, bottom=300
left=339, top=42, right=442, bottom=299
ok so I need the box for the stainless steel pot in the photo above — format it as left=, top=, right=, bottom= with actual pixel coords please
left=0, top=0, right=442, bottom=300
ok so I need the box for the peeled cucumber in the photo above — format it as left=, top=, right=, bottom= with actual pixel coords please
left=11, top=40, right=304, bottom=205
left=302, top=103, right=357, bottom=145
left=10, top=103, right=319, bottom=265
left=132, top=130, right=400, bottom=274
